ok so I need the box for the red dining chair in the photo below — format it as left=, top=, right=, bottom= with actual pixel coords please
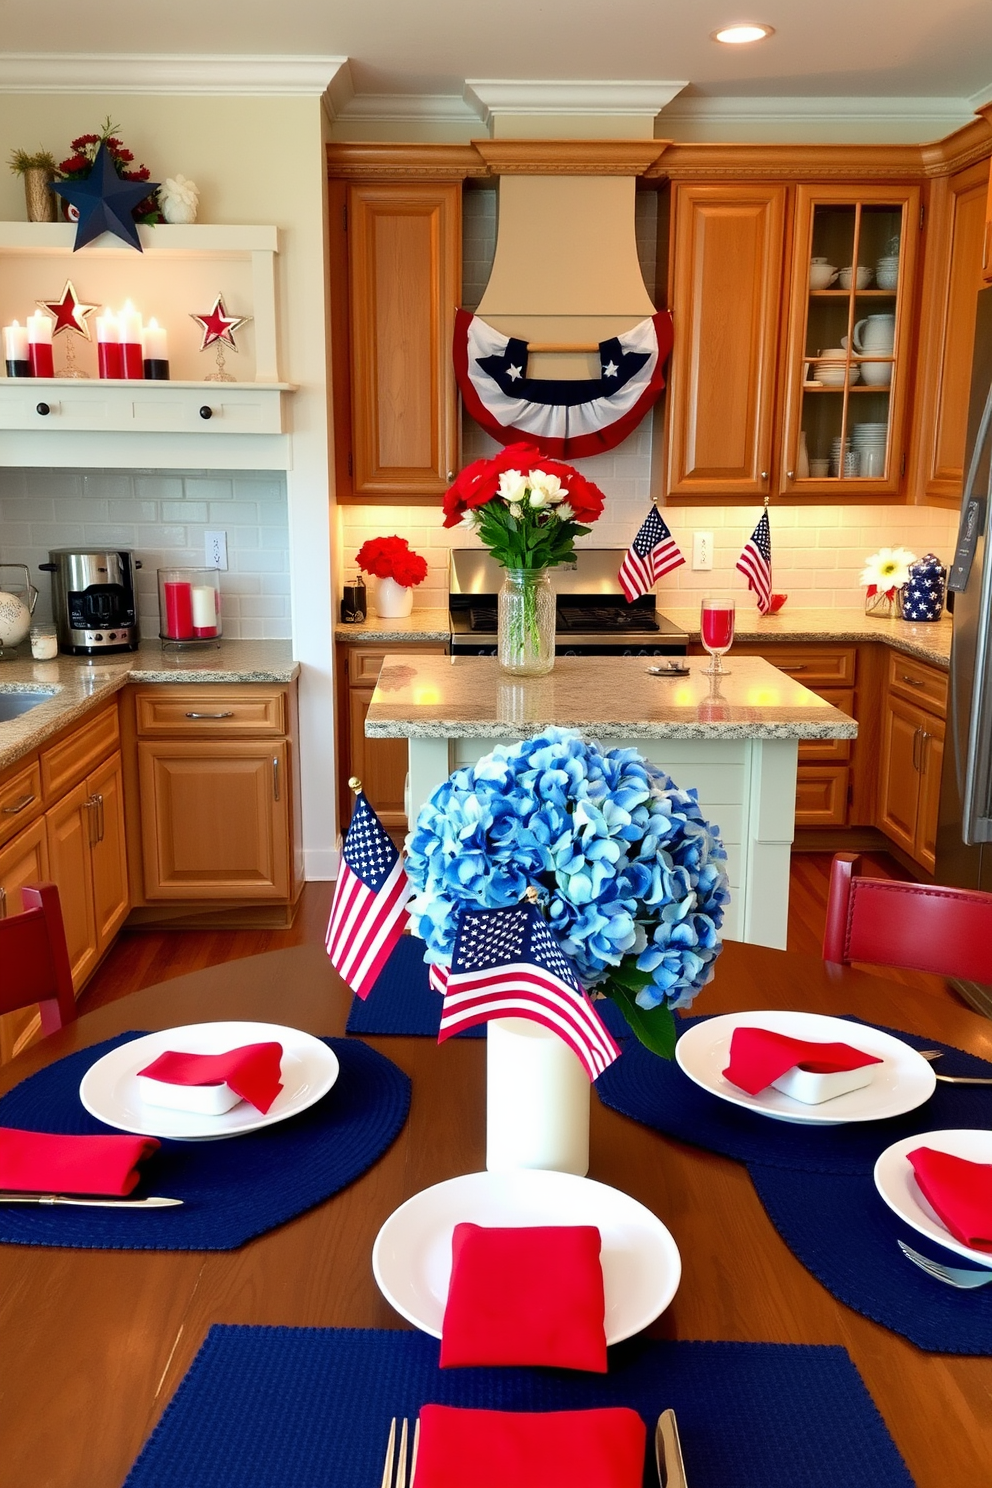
left=822, top=852, right=992, bottom=983
left=0, top=882, right=76, bottom=1036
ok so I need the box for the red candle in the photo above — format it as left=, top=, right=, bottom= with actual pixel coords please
left=27, top=311, right=54, bottom=377
left=121, top=341, right=144, bottom=379
left=96, top=314, right=122, bottom=379
left=163, top=582, right=194, bottom=639
left=701, top=606, right=735, bottom=652
left=118, top=301, right=144, bottom=380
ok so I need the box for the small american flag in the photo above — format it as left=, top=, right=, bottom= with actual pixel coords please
left=325, top=791, right=410, bottom=999
left=736, top=509, right=773, bottom=615
left=618, top=506, right=685, bottom=603
left=437, top=903, right=620, bottom=1080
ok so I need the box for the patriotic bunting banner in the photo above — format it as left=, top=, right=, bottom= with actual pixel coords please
left=736, top=509, right=773, bottom=615
left=618, top=506, right=685, bottom=602
left=453, top=308, right=674, bottom=460
left=325, top=791, right=410, bottom=1000
left=436, top=903, right=621, bottom=1081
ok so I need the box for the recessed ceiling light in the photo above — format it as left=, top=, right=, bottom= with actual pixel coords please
left=712, top=22, right=774, bottom=43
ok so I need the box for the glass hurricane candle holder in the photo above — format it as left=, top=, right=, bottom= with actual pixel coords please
left=158, top=568, right=222, bottom=646
left=700, top=596, right=735, bottom=677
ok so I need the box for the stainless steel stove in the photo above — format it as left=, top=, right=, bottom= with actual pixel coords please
left=449, top=550, right=689, bottom=657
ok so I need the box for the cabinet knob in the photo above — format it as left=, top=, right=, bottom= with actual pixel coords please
left=760, top=471, right=768, bottom=481
left=786, top=470, right=795, bottom=480
left=36, top=402, right=50, bottom=416
left=199, top=405, right=213, bottom=420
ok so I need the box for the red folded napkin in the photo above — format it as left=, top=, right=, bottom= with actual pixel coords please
left=908, top=1147, right=992, bottom=1252
left=137, top=1042, right=284, bottom=1114
left=440, top=1223, right=607, bottom=1371
left=0, top=1127, right=160, bottom=1196
left=723, top=1026, right=882, bottom=1096
left=414, top=1404, right=646, bottom=1488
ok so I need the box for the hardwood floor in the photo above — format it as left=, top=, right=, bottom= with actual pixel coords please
left=77, top=851, right=958, bottom=1014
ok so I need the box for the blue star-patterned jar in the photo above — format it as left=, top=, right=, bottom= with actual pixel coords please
left=901, top=553, right=946, bottom=622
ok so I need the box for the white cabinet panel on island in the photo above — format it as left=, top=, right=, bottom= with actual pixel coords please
left=365, top=655, right=856, bottom=952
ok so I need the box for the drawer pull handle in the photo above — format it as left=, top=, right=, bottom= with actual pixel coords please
left=184, top=711, right=235, bottom=720
left=900, top=674, right=925, bottom=688
left=36, top=402, right=51, bottom=416
left=780, top=665, right=807, bottom=673
left=272, top=756, right=281, bottom=802
left=1, top=793, right=35, bottom=815
left=0, top=885, right=5, bottom=918
left=199, top=405, right=213, bottom=420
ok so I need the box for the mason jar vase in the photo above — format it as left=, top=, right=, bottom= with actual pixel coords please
left=498, top=567, right=555, bottom=677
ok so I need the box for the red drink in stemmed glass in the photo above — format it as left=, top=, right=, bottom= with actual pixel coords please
left=700, top=597, right=735, bottom=676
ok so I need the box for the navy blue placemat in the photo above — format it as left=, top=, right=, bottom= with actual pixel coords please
left=750, top=1163, right=992, bottom=1355
left=0, top=1034, right=409, bottom=1251
left=596, top=1016, right=992, bottom=1174
left=124, top=1325, right=914, bottom=1488
left=347, top=933, right=630, bottom=1043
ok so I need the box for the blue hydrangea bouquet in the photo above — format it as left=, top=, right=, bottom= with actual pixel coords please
left=405, top=728, right=729, bottom=1059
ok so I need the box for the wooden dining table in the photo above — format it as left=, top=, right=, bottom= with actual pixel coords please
left=1, top=938, right=991, bottom=1488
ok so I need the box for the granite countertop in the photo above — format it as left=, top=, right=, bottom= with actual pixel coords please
left=334, top=608, right=451, bottom=644
left=0, top=641, right=299, bottom=772
left=365, top=654, right=859, bottom=741
left=660, top=607, right=953, bottom=668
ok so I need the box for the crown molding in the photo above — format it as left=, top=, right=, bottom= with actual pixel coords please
left=325, top=142, right=489, bottom=180
left=464, top=79, right=687, bottom=124
left=331, top=92, right=481, bottom=124
left=472, top=139, right=670, bottom=175
left=660, top=94, right=974, bottom=130
left=0, top=53, right=349, bottom=95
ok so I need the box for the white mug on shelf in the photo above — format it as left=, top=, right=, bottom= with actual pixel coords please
left=853, top=314, right=895, bottom=353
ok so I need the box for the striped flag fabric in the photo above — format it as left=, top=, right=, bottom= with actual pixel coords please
left=618, top=505, right=685, bottom=602
left=736, top=508, right=773, bottom=615
left=325, top=790, right=410, bottom=1000
left=437, top=903, right=621, bottom=1080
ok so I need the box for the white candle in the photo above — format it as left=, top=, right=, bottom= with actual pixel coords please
left=191, top=584, right=218, bottom=628
left=141, top=319, right=168, bottom=360
left=3, top=321, right=29, bottom=361
left=27, top=310, right=53, bottom=346
left=95, top=313, right=119, bottom=345
left=486, top=1017, right=591, bottom=1176
left=117, top=300, right=142, bottom=344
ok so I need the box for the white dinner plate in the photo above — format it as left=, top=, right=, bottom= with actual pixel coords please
left=371, top=1168, right=681, bottom=1344
left=675, top=1010, right=935, bottom=1125
left=79, top=1021, right=339, bottom=1140
left=874, top=1128, right=992, bottom=1265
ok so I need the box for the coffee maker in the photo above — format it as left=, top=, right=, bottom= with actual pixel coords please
left=40, top=549, right=141, bottom=655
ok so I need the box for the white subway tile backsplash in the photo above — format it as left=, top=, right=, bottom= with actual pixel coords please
left=0, top=468, right=289, bottom=639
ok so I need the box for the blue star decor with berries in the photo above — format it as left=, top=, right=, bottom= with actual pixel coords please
left=50, top=142, right=159, bottom=252
left=901, top=554, right=946, bottom=622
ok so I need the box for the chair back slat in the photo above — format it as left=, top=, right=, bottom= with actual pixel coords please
left=823, top=853, right=992, bottom=983
left=0, top=884, right=76, bottom=1036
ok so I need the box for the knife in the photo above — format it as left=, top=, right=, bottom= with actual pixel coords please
left=655, top=1409, right=688, bottom=1488
left=0, top=1193, right=183, bottom=1208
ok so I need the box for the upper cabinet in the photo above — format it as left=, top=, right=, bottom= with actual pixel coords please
left=665, top=185, right=786, bottom=499
left=330, top=180, right=461, bottom=504
left=983, top=165, right=992, bottom=285
left=780, top=184, right=920, bottom=499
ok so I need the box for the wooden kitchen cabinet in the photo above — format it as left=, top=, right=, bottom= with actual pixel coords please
left=910, top=158, right=990, bottom=504
left=331, top=181, right=461, bottom=503
left=983, top=164, right=992, bottom=285
left=45, top=751, right=129, bottom=987
left=337, top=643, right=447, bottom=842
left=878, top=653, right=946, bottom=872
left=665, top=184, right=786, bottom=498
left=124, top=683, right=302, bottom=918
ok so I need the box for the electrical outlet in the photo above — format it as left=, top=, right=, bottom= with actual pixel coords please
left=692, top=531, right=714, bottom=571
left=205, top=531, right=228, bottom=570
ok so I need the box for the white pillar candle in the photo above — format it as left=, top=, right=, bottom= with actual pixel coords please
left=141, top=319, right=168, bottom=360
left=27, top=310, right=53, bottom=345
left=95, top=313, right=119, bottom=345
left=191, top=584, right=217, bottom=628
left=3, top=321, right=29, bottom=361
left=117, top=300, right=142, bottom=344
left=486, top=1016, right=591, bottom=1176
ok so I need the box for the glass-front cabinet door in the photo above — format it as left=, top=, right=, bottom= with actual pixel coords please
left=780, top=184, right=920, bottom=498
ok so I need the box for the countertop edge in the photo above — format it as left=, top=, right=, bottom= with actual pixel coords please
left=365, top=720, right=860, bottom=740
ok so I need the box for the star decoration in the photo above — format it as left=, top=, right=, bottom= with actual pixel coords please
left=602, top=360, right=619, bottom=377
left=37, top=280, right=99, bottom=340
left=52, top=141, right=159, bottom=253
left=506, top=364, right=522, bottom=382
left=190, top=294, right=251, bottom=353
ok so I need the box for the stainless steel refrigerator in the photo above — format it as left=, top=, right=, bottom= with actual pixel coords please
left=936, top=286, right=992, bottom=1006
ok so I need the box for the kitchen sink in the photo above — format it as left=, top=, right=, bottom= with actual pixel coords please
left=0, top=689, right=57, bottom=722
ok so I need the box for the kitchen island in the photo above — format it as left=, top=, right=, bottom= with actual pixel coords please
left=365, top=654, right=857, bottom=949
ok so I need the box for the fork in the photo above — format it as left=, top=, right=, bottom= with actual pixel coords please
left=897, top=1239, right=992, bottom=1288
left=380, top=1416, right=420, bottom=1488
left=918, top=1050, right=992, bottom=1085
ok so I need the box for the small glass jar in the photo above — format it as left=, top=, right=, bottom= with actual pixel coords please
left=158, top=568, right=222, bottom=645
left=865, top=587, right=902, bottom=619
left=498, top=568, right=555, bottom=677
left=29, top=622, right=59, bottom=660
